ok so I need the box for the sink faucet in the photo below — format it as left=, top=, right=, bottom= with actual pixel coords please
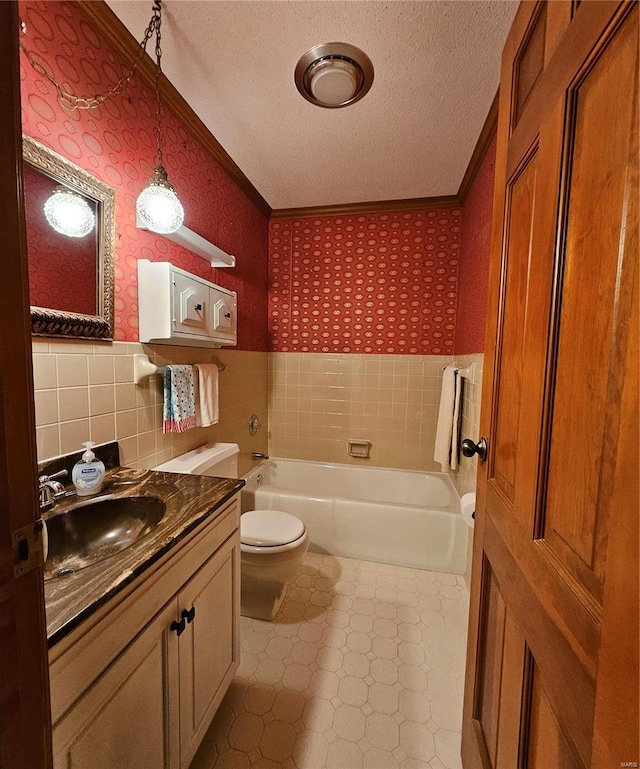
left=38, top=469, right=68, bottom=510
left=251, top=452, right=269, bottom=461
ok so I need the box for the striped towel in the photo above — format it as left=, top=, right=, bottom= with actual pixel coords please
left=162, top=365, right=197, bottom=434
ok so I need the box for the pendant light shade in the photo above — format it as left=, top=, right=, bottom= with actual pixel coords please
left=44, top=187, right=95, bottom=238
left=136, top=165, right=184, bottom=235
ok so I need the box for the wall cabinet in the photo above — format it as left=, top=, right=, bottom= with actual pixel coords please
left=49, top=496, right=240, bottom=769
left=138, top=259, right=237, bottom=348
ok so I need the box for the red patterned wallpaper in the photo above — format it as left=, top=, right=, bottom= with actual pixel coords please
left=24, top=164, right=97, bottom=315
left=269, top=209, right=462, bottom=354
left=455, top=136, right=496, bottom=354
left=19, top=0, right=269, bottom=348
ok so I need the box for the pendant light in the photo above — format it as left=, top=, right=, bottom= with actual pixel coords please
left=22, top=0, right=185, bottom=235
left=136, top=0, right=184, bottom=234
left=44, top=186, right=96, bottom=238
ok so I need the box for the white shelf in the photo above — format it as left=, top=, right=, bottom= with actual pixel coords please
left=136, top=216, right=235, bottom=268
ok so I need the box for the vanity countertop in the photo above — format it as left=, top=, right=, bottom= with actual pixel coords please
left=44, top=465, right=244, bottom=647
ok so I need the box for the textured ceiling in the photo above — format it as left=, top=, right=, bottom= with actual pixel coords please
left=107, top=0, right=517, bottom=210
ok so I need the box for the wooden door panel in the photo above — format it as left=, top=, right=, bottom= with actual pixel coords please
left=490, top=149, right=538, bottom=506
left=542, top=7, right=639, bottom=604
left=483, top=515, right=594, bottom=766
left=465, top=3, right=638, bottom=768
left=474, top=563, right=507, bottom=766
left=525, top=662, right=582, bottom=769
left=512, top=3, right=547, bottom=129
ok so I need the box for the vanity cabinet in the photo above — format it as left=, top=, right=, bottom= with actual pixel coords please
left=138, top=259, right=237, bottom=348
left=49, top=496, right=240, bottom=769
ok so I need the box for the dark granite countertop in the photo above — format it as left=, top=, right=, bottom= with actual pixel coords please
left=44, top=464, right=244, bottom=648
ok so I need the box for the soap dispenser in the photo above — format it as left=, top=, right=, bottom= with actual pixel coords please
left=72, top=441, right=106, bottom=496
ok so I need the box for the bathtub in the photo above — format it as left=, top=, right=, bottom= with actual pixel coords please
left=241, top=458, right=468, bottom=574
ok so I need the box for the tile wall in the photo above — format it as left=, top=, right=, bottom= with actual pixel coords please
left=32, top=340, right=268, bottom=477
left=451, top=353, right=484, bottom=498
left=452, top=353, right=484, bottom=586
left=268, top=353, right=453, bottom=472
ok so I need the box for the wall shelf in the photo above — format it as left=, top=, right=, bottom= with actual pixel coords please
left=136, top=216, right=235, bottom=268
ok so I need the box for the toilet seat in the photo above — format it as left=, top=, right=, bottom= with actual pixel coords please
left=241, top=510, right=305, bottom=547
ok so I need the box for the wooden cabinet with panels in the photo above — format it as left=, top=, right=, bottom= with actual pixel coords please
left=49, top=496, right=241, bottom=769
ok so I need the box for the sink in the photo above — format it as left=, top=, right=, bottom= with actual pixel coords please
left=44, top=495, right=166, bottom=580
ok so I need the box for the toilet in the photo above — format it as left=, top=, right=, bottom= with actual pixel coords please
left=154, top=443, right=308, bottom=620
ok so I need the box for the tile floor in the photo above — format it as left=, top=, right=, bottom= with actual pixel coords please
left=190, top=553, right=470, bottom=769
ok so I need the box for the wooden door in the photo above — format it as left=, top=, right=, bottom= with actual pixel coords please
left=178, top=535, right=240, bottom=768
left=463, top=3, right=638, bottom=768
left=52, top=601, right=180, bottom=769
left=0, top=2, right=53, bottom=767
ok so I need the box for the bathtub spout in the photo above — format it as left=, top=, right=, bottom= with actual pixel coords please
left=252, top=452, right=269, bottom=460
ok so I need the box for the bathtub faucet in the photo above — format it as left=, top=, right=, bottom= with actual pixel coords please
left=252, top=452, right=269, bottom=461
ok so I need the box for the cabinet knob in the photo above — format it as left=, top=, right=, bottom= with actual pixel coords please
left=170, top=618, right=186, bottom=636
left=194, top=303, right=203, bottom=311
left=181, top=606, right=196, bottom=624
left=224, top=312, right=231, bottom=319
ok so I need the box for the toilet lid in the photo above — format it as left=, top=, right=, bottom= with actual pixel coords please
left=241, top=510, right=305, bottom=547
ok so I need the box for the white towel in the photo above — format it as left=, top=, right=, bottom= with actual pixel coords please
left=434, top=366, right=462, bottom=472
left=193, top=364, right=219, bottom=427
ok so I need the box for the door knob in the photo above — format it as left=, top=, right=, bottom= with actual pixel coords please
left=461, top=437, right=488, bottom=462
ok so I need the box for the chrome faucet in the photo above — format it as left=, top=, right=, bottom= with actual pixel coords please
left=251, top=452, right=269, bottom=461
left=38, top=469, right=68, bottom=510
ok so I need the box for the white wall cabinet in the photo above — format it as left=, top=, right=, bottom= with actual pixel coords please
left=138, top=259, right=237, bottom=348
left=50, top=496, right=240, bottom=769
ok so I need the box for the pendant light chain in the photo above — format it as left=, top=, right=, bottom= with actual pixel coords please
left=20, top=5, right=160, bottom=111
left=153, top=1, right=165, bottom=170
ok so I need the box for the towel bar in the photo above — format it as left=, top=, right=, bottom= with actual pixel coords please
left=441, top=362, right=478, bottom=385
left=133, top=353, right=225, bottom=385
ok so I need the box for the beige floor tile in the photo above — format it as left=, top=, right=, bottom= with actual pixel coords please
left=192, top=553, right=468, bottom=769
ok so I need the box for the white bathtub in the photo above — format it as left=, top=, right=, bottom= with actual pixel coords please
left=242, top=458, right=468, bottom=573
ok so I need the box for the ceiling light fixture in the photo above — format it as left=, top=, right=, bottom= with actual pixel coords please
left=295, top=42, right=374, bottom=109
left=44, top=187, right=96, bottom=238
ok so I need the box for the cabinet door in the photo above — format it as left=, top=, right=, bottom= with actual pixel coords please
left=52, top=602, right=180, bottom=769
left=172, top=271, right=209, bottom=336
left=178, top=535, right=240, bottom=768
left=209, top=286, right=237, bottom=342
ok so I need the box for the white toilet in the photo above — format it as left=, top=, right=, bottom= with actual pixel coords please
left=154, top=443, right=308, bottom=620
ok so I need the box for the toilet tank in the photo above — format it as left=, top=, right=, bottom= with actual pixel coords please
left=153, top=443, right=239, bottom=478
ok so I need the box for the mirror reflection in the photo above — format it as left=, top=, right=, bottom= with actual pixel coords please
left=22, top=135, right=115, bottom=340
left=24, top=164, right=99, bottom=317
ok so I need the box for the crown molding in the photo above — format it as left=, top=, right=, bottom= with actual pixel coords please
left=74, top=1, right=271, bottom=218
left=456, top=88, right=499, bottom=205
left=270, top=195, right=461, bottom=219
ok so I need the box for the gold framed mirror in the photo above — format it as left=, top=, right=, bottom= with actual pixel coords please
left=22, top=136, right=115, bottom=340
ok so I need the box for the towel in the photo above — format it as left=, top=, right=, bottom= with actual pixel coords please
left=193, top=364, right=220, bottom=427
left=434, top=365, right=462, bottom=472
left=162, top=365, right=197, bottom=434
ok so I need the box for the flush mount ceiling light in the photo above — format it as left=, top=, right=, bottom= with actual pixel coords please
left=44, top=187, right=95, bottom=238
left=295, top=42, right=374, bottom=109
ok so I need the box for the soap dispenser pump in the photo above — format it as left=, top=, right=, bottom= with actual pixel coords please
left=72, top=441, right=106, bottom=496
